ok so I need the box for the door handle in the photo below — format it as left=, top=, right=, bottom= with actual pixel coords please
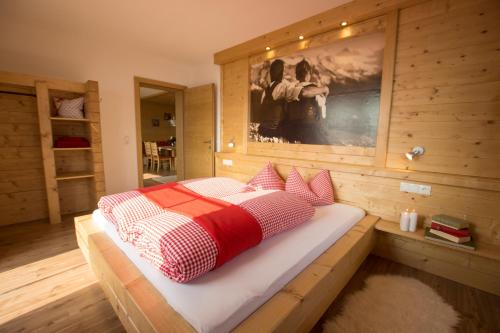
left=202, top=140, right=211, bottom=144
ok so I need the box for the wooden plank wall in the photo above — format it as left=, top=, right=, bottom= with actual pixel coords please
left=0, top=84, right=104, bottom=226
left=386, top=0, right=500, bottom=177
left=216, top=0, right=500, bottom=247
left=0, top=92, right=48, bottom=225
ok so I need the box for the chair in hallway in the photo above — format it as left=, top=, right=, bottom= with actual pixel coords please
left=144, top=141, right=153, bottom=170
left=151, top=142, right=170, bottom=173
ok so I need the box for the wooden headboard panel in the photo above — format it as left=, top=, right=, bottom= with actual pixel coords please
left=216, top=153, right=500, bottom=246
left=215, top=0, right=500, bottom=246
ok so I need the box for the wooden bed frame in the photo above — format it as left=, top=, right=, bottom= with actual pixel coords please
left=75, top=214, right=379, bottom=333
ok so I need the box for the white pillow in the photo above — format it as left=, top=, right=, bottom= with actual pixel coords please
left=54, top=97, right=85, bottom=119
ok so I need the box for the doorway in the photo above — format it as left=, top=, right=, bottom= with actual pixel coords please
left=134, top=77, right=186, bottom=187
left=134, top=77, right=215, bottom=188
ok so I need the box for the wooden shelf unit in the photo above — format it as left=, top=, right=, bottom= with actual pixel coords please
left=374, top=219, right=500, bottom=296
left=0, top=72, right=108, bottom=225
left=0, top=71, right=106, bottom=225
left=35, top=80, right=105, bottom=223
left=375, top=220, right=500, bottom=262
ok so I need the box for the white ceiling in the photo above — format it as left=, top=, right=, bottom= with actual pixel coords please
left=0, top=0, right=351, bottom=65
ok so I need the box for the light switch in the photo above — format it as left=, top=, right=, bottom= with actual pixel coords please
left=400, top=182, right=431, bottom=196
left=222, top=159, right=233, bottom=166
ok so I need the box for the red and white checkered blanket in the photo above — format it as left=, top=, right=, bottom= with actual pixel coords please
left=98, top=177, right=315, bottom=282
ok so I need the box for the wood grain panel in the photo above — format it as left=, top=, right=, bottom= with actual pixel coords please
left=78, top=213, right=378, bottom=333
left=374, top=10, right=399, bottom=167
left=247, top=143, right=375, bottom=166
left=0, top=217, right=124, bottom=333
left=184, top=84, right=215, bottom=179
left=248, top=17, right=386, bottom=66
left=0, top=92, right=48, bottom=226
left=221, top=58, right=249, bottom=153
left=213, top=0, right=429, bottom=64
left=216, top=0, right=500, bottom=236
left=215, top=153, right=500, bottom=246
left=386, top=0, right=500, bottom=177
left=222, top=17, right=394, bottom=165
left=0, top=70, right=86, bottom=93
left=373, top=232, right=500, bottom=295
left=0, top=75, right=105, bottom=226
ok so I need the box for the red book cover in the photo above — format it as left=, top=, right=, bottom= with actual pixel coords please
left=431, top=222, right=470, bottom=237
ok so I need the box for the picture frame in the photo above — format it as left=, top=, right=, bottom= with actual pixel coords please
left=248, top=31, right=385, bottom=148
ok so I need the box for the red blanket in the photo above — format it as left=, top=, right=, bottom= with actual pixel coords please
left=98, top=177, right=315, bottom=282
left=138, top=183, right=262, bottom=268
left=54, top=136, right=90, bottom=148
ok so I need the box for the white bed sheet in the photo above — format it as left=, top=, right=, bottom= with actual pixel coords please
left=92, top=203, right=365, bottom=333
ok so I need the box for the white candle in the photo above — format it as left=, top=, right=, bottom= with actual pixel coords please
left=400, top=209, right=410, bottom=232
left=409, top=210, right=418, bottom=232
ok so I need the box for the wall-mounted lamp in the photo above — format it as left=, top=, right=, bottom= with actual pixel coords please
left=265, top=46, right=271, bottom=51
left=298, top=35, right=304, bottom=40
left=340, top=21, right=348, bottom=27
left=405, top=146, right=425, bottom=160
left=228, top=139, right=236, bottom=148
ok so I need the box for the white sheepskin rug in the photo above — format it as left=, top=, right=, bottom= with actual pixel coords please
left=323, top=275, right=460, bottom=333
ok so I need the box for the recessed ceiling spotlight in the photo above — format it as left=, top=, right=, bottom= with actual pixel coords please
left=265, top=46, right=271, bottom=51
left=340, top=21, right=348, bottom=27
left=299, top=35, right=304, bottom=40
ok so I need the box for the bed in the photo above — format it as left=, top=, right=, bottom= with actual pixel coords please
left=76, top=200, right=378, bottom=333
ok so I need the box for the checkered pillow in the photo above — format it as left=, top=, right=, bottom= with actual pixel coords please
left=248, top=162, right=285, bottom=190
left=285, top=168, right=334, bottom=206
left=238, top=190, right=315, bottom=238
left=54, top=96, right=85, bottom=119
left=180, top=177, right=254, bottom=198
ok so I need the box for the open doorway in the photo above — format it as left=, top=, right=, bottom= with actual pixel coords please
left=135, top=77, right=215, bottom=187
left=134, top=77, right=186, bottom=187
left=141, top=86, right=177, bottom=186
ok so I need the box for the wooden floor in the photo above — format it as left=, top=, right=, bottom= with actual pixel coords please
left=0, top=216, right=124, bottom=333
left=0, top=218, right=498, bottom=333
left=313, top=255, right=500, bottom=333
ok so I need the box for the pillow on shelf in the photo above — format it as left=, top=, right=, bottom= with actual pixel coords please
left=247, top=161, right=285, bottom=191
left=54, top=96, right=85, bottom=119
left=285, top=167, right=334, bottom=206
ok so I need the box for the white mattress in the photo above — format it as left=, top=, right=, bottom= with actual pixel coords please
left=92, top=203, right=365, bottom=333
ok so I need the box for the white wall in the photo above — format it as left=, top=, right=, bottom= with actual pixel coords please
left=0, top=19, right=219, bottom=194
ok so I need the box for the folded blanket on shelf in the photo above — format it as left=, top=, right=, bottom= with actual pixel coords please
left=54, top=136, right=90, bottom=148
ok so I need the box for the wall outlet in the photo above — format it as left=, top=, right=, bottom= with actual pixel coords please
left=222, top=159, right=233, bottom=166
left=400, top=182, right=431, bottom=196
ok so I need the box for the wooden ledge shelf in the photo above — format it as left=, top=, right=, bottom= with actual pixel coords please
left=56, top=172, right=95, bottom=181
left=53, top=147, right=92, bottom=151
left=50, top=117, right=91, bottom=122
left=375, top=220, right=500, bottom=262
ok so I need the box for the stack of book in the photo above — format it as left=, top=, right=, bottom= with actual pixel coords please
left=424, top=214, right=476, bottom=250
